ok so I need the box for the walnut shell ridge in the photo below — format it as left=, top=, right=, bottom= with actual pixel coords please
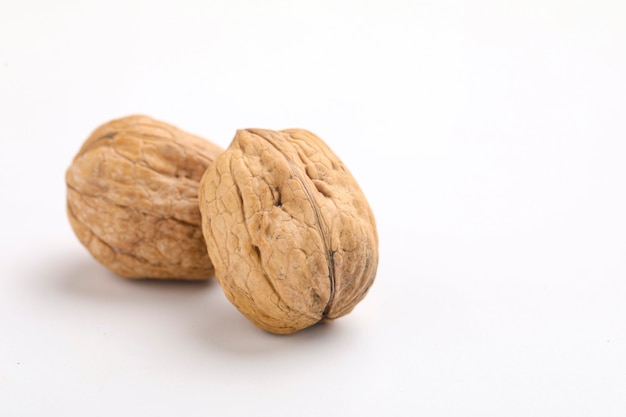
left=199, top=128, right=378, bottom=334
left=66, top=115, right=223, bottom=279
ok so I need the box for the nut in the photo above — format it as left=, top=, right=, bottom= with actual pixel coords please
left=199, top=128, right=378, bottom=334
left=66, top=115, right=223, bottom=279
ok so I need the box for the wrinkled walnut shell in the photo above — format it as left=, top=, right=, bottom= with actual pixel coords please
left=199, top=128, right=378, bottom=333
left=66, top=115, right=223, bottom=279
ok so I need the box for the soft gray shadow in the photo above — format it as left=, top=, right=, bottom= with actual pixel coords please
left=200, top=295, right=352, bottom=355
left=27, top=248, right=359, bottom=358
left=33, top=248, right=213, bottom=302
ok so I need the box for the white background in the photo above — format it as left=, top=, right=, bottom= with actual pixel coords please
left=1, top=0, right=626, bottom=415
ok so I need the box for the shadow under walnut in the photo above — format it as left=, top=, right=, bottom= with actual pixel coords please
left=66, top=115, right=223, bottom=280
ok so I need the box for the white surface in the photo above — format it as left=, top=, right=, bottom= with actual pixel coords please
left=1, top=0, right=626, bottom=415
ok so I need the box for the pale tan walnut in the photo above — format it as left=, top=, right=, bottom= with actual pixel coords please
left=199, top=128, right=378, bottom=334
left=66, top=115, right=223, bottom=280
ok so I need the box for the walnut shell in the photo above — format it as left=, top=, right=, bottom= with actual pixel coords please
left=66, top=115, right=223, bottom=279
left=199, top=128, right=378, bottom=334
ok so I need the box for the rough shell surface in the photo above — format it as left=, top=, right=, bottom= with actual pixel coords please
left=66, top=115, right=223, bottom=279
left=199, top=128, right=378, bottom=333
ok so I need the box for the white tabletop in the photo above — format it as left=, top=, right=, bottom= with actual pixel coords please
left=1, top=1, right=625, bottom=415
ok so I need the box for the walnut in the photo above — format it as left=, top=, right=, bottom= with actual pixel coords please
left=198, top=128, right=378, bottom=334
left=66, top=115, right=223, bottom=280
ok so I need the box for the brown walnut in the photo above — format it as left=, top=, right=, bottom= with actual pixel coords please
left=66, top=115, right=223, bottom=279
left=199, top=128, right=378, bottom=334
